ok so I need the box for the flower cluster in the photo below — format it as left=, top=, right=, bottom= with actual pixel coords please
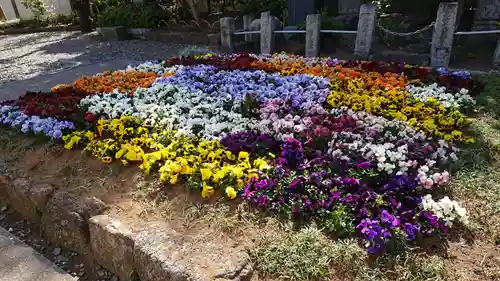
left=407, top=83, right=475, bottom=109
left=74, top=71, right=158, bottom=94
left=63, top=116, right=271, bottom=199
left=157, top=66, right=331, bottom=111
left=1, top=52, right=478, bottom=254
left=421, top=194, right=469, bottom=227
left=14, top=87, right=85, bottom=121
left=1, top=105, right=75, bottom=139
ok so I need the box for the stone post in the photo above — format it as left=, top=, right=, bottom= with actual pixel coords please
left=305, top=14, right=321, bottom=57
left=430, top=2, right=458, bottom=68
left=493, top=38, right=500, bottom=67
left=220, top=17, right=235, bottom=51
left=338, top=0, right=361, bottom=15
left=260, top=12, right=275, bottom=54
left=243, top=14, right=254, bottom=42
left=354, top=4, right=377, bottom=59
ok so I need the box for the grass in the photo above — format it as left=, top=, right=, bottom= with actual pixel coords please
left=249, top=227, right=448, bottom=281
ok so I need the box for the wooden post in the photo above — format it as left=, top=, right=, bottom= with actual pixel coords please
left=243, top=14, right=254, bottom=42
left=260, top=12, right=275, bottom=54
left=430, top=2, right=458, bottom=68
left=354, top=4, right=377, bottom=59
left=305, top=14, right=321, bottom=57
left=220, top=17, right=235, bottom=51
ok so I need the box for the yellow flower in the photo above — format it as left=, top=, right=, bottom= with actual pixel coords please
left=200, top=168, right=212, bottom=181
left=212, top=169, right=226, bottom=184
left=202, top=182, right=214, bottom=199
left=101, top=156, right=113, bottom=164
left=225, top=151, right=236, bottom=160
left=231, top=166, right=244, bottom=179
left=238, top=151, right=250, bottom=163
left=170, top=174, right=179, bottom=184
left=225, top=186, right=237, bottom=199
left=254, top=158, right=271, bottom=170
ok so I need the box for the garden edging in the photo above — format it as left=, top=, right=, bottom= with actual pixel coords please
left=0, top=161, right=253, bottom=281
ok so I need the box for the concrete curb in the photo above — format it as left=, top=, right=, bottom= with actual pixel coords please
left=0, top=163, right=253, bottom=281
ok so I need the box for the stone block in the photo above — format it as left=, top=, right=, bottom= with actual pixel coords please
left=28, top=183, right=55, bottom=211
left=134, top=222, right=252, bottom=281
left=96, top=26, right=127, bottom=41
left=89, top=215, right=136, bottom=281
left=42, top=192, right=108, bottom=255
left=6, top=177, right=38, bottom=220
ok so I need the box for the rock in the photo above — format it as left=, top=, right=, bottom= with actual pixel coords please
left=81, top=197, right=108, bottom=221
left=28, top=183, right=55, bottom=211
left=134, top=222, right=252, bottom=281
left=42, top=192, right=108, bottom=255
left=6, top=177, right=39, bottom=220
left=8, top=227, right=13, bottom=232
left=53, top=247, right=62, bottom=256
left=89, top=215, right=136, bottom=281
left=58, top=255, right=69, bottom=262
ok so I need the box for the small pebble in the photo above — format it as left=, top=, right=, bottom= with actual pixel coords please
left=52, top=247, right=61, bottom=256
left=8, top=227, right=13, bottom=232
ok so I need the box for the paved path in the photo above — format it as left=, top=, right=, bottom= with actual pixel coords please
left=0, top=59, right=142, bottom=102
left=0, top=226, right=76, bottom=281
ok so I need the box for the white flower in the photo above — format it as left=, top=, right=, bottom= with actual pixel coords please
left=421, top=195, right=469, bottom=226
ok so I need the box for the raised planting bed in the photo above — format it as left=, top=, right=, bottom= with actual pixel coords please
left=96, top=26, right=127, bottom=41
left=1, top=54, right=499, bottom=281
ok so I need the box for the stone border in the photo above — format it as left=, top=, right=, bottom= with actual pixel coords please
left=0, top=163, right=253, bottom=281
left=143, top=30, right=220, bottom=46
left=0, top=24, right=80, bottom=35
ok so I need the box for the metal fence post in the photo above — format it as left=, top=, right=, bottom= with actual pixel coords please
left=430, top=2, right=458, bottom=68
left=260, top=12, right=275, bottom=54
left=354, top=4, right=377, bottom=59
left=243, top=14, right=254, bottom=42
left=305, top=14, right=321, bottom=57
left=220, top=17, right=235, bottom=51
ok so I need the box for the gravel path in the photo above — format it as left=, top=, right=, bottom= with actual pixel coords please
left=0, top=31, right=204, bottom=85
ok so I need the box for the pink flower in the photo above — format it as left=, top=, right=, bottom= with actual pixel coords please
left=421, top=176, right=434, bottom=189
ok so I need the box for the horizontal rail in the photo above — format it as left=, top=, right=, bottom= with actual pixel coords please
left=454, top=30, right=500, bottom=35
left=234, top=29, right=358, bottom=35
left=320, top=30, right=357, bottom=34
left=274, top=30, right=306, bottom=34
left=233, top=30, right=260, bottom=35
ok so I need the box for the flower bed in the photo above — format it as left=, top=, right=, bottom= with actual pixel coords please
left=1, top=53, right=477, bottom=254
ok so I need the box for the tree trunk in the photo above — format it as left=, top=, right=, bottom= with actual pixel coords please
left=10, top=0, right=20, bottom=19
left=76, top=0, right=92, bottom=32
left=186, top=0, right=200, bottom=24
